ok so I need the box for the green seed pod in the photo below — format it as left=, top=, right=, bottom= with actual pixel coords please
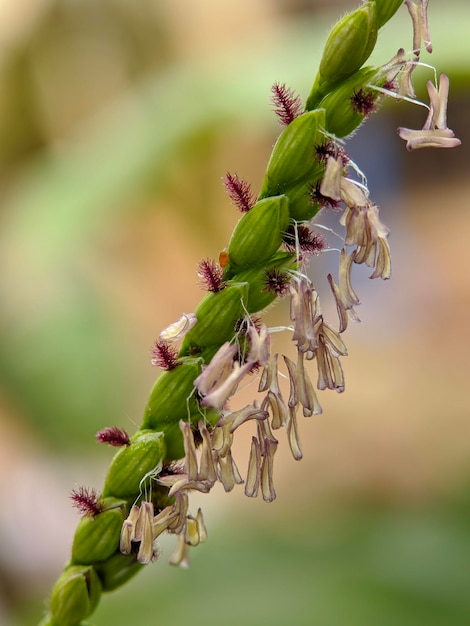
left=319, top=66, right=379, bottom=138
left=71, top=498, right=127, bottom=565
left=95, top=551, right=144, bottom=591
left=49, top=565, right=102, bottom=626
left=141, top=363, right=203, bottom=460
left=258, top=109, right=326, bottom=200
left=374, top=0, right=404, bottom=28
left=232, top=252, right=296, bottom=313
left=283, top=174, right=323, bottom=222
left=306, top=2, right=378, bottom=109
left=103, top=430, right=165, bottom=498
left=225, top=195, right=289, bottom=276
left=179, top=282, right=249, bottom=351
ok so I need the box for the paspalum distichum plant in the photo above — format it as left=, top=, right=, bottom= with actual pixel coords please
left=41, top=1, right=460, bottom=624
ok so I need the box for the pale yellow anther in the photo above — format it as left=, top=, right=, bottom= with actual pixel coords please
left=283, top=355, right=299, bottom=410
left=184, top=516, right=200, bottom=547
left=119, top=504, right=140, bottom=555
left=159, top=313, right=197, bottom=342
left=247, top=323, right=270, bottom=366
left=152, top=506, right=179, bottom=539
left=196, top=508, right=208, bottom=543
left=338, top=248, right=361, bottom=310
left=197, top=420, right=217, bottom=484
left=136, top=502, right=155, bottom=564
left=296, top=350, right=322, bottom=416
left=320, top=155, right=343, bottom=201
left=216, top=450, right=243, bottom=492
left=257, top=402, right=277, bottom=449
left=287, top=406, right=303, bottom=461
left=180, top=420, right=199, bottom=482
left=168, top=492, right=189, bottom=534
left=217, top=405, right=269, bottom=433
left=327, top=274, right=349, bottom=334
left=260, top=438, right=278, bottom=503
left=245, top=437, right=261, bottom=498
left=169, top=532, right=190, bottom=568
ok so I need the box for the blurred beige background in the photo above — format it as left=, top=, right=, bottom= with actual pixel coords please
left=0, top=1, right=469, bottom=625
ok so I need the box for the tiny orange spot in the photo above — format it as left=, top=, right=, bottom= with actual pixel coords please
left=219, top=251, right=229, bottom=268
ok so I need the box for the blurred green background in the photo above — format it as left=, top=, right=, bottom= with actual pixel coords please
left=1, top=1, right=469, bottom=625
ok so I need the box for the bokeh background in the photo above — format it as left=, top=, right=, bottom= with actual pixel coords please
left=1, top=1, right=469, bottom=625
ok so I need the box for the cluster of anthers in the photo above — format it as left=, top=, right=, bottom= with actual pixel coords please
left=117, top=60, right=461, bottom=572
left=380, top=1, right=461, bottom=150
left=81, top=0, right=462, bottom=571
left=124, top=138, right=397, bottom=566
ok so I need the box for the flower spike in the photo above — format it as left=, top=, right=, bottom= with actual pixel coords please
left=43, top=4, right=462, bottom=625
